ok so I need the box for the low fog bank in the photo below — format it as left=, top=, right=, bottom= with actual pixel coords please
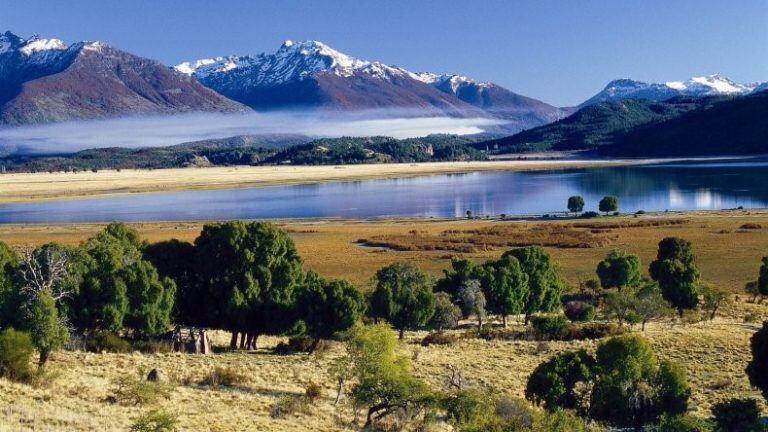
left=0, top=110, right=505, bottom=155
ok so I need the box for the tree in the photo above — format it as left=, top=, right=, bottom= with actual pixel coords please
left=24, top=290, right=68, bottom=367
left=603, top=288, right=640, bottom=327
left=634, top=284, right=674, bottom=331
left=712, top=398, right=762, bottom=432
left=430, top=292, right=461, bottom=330
left=142, top=239, right=196, bottom=323
left=746, top=321, right=768, bottom=400
left=596, top=249, right=642, bottom=290
left=599, top=196, right=618, bottom=214
left=567, top=196, right=585, bottom=214
left=343, top=323, right=432, bottom=428
left=435, top=258, right=480, bottom=300
left=0, top=241, right=19, bottom=328
left=0, top=328, right=34, bottom=381
left=458, top=280, right=486, bottom=332
left=70, top=223, right=175, bottom=338
left=589, top=334, right=690, bottom=429
left=295, top=272, right=365, bottom=350
left=503, top=246, right=565, bottom=324
left=192, top=221, right=303, bottom=349
left=369, top=262, right=435, bottom=339
left=649, top=237, right=700, bottom=317
left=480, top=254, right=529, bottom=327
left=525, top=349, right=594, bottom=412
left=745, top=281, right=761, bottom=303
left=699, top=285, right=730, bottom=321
left=757, top=256, right=768, bottom=297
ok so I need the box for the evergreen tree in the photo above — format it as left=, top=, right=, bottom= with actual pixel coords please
left=480, top=254, right=529, bottom=327
left=649, top=237, right=700, bottom=317
left=502, top=246, right=565, bottom=324
left=369, top=262, right=435, bottom=339
left=596, top=249, right=642, bottom=290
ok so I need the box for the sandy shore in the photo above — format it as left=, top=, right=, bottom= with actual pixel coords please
left=0, top=157, right=736, bottom=203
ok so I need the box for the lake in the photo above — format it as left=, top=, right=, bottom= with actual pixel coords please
left=1, top=158, right=768, bottom=223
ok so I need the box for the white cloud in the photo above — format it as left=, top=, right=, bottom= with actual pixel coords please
left=0, top=110, right=504, bottom=154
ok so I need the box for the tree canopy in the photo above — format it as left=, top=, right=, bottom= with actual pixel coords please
left=596, top=249, right=642, bottom=290
left=649, top=237, right=700, bottom=316
left=369, top=262, right=435, bottom=339
left=502, top=246, right=565, bottom=323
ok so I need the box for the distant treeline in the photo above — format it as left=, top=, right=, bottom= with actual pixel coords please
left=0, top=134, right=487, bottom=173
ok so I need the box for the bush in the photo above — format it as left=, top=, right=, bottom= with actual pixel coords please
left=564, top=301, right=595, bottom=322
left=422, top=331, right=459, bottom=346
left=304, top=381, right=322, bottom=403
left=711, top=398, right=762, bottom=432
left=270, top=395, right=310, bottom=419
left=112, top=375, right=172, bottom=405
left=132, top=340, right=173, bottom=354
left=274, top=335, right=332, bottom=355
left=0, top=328, right=34, bottom=382
left=130, top=409, right=178, bottom=432
left=199, top=366, right=248, bottom=388
left=740, top=223, right=762, bottom=230
left=657, top=414, right=712, bottom=432
left=87, top=331, right=132, bottom=353
left=531, top=315, right=572, bottom=340
left=568, top=322, right=626, bottom=340
left=580, top=211, right=600, bottom=219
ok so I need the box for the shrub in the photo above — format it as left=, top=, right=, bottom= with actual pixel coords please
left=112, top=375, right=172, bottom=405
left=568, top=322, right=626, bottom=340
left=304, top=381, right=322, bottom=403
left=525, top=349, right=594, bottom=411
left=657, top=414, right=712, bottom=432
left=580, top=211, right=600, bottom=219
left=531, top=315, right=571, bottom=340
left=87, top=330, right=132, bottom=353
left=274, top=335, right=332, bottom=355
left=132, top=340, right=173, bottom=354
left=712, top=398, right=762, bottom=432
left=270, top=395, right=309, bottom=419
left=199, top=366, right=247, bottom=388
left=130, top=409, right=178, bottom=432
left=422, top=331, right=459, bottom=346
left=564, top=301, right=595, bottom=322
left=740, top=223, right=762, bottom=230
left=0, top=328, right=34, bottom=381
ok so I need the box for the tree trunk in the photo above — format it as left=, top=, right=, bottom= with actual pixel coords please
left=239, top=332, right=247, bottom=350
left=524, top=313, right=530, bottom=326
left=38, top=348, right=50, bottom=368
left=309, top=338, right=321, bottom=353
left=678, top=308, right=684, bottom=318
left=398, top=328, right=405, bottom=340
left=641, top=320, right=647, bottom=331
left=334, top=377, right=344, bottom=405
left=502, top=315, right=507, bottom=328
left=229, top=331, right=238, bottom=350
left=477, top=316, right=483, bottom=333
left=246, top=333, right=257, bottom=350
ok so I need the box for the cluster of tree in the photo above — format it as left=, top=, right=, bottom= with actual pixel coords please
left=566, top=195, right=618, bottom=215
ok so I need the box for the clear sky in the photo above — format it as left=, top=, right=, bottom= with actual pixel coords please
left=4, top=0, right=767, bottom=106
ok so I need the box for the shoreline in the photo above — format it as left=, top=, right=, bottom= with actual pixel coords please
left=0, top=155, right=752, bottom=204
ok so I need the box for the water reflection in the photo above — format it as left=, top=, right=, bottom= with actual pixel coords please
left=0, top=159, right=767, bottom=223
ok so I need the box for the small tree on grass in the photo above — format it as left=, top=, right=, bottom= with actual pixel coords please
left=746, top=321, right=768, bottom=400
left=369, top=262, right=435, bottom=339
left=0, top=328, right=34, bottom=381
left=757, top=256, right=768, bottom=298
left=295, top=272, right=366, bottom=351
left=649, top=237, right=700, bottom=317
left=745, top=281, right=761, bottom=303
left=634, top=284, right=674, bottom=331
left=603, top=289, right=640, bottom=327
left=458, top=280, right=486, bottom=332
left=599, top=196, right=618, bottom=214
left=699, top=284, right=730, bottom=321
left=567, top=196, right=585, bottom=214
left=479, top=254, right=529, bottom=327
left=435, top=258, right=480, bottom=300
left=503, top=246, right=565, bottom=324
left=430, top=292, right=461, bottom=331
left=525, top=349, right=594, bottom=412
left=596, top=249, right=642, bottom=290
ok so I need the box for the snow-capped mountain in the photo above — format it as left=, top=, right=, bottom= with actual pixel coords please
left=0, top=31, right=245, bottom=125
left=176, top=40, right=565, bottom=130
left=580, top=74, right=762, bottom=107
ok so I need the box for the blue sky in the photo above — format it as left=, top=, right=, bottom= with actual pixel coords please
left=4, top=0, right=766, bottom=106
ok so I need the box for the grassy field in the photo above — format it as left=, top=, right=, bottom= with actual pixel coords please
left=0, top=157, right=715, bottom=203
left=1, top=211, right=767, bottom=430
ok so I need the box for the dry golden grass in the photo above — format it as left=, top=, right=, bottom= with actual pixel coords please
left=0, top=157, right=704, bottom=203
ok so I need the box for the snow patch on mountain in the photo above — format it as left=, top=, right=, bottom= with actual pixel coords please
left=415, top=73, right=492, bottom=92
left=18, top=36, right=66, bottom=55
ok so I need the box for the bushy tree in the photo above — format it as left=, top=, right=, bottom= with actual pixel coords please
left=634, top=284, right=674, bottom=331
left=757, top=256, right=768, bottom=297
left=603, top=288, right=640, bottom=327
left=711, top=398, right=762, bottom=432
left=567, top=196, right=585, bottom=214
left=142, top=239, right=195, bottom=323
left=596, top=249, right=642, bottom=290
left=599, top=196, right=618, bottom=214
left=746, top=321, right=768, bottom=400
left=0, top=241, right=18, bottom=328
left=0, top=328, right=34, bottom=381
left=24, top=290, right=68, bottom=367
left=70, top=223, right=175, bottom=338
left=649, top=237, right=700, bottom=317
left=435, top=258, right=480, bottom=300
left=480, top=254, right=529, bottom=327
left=589, top=334, right=690, bottom=429
left=657, top=414, right=713, bottom=432
left=295, top=272, right=365, bottom=350
left=192, top=221, right=303, bottom=349
left=525, top=349, right=594, bottom=412
left=458, top=280, right=486, bottom=331
left=369, top=262, right=435, bottom=339
left=430, top=292, right=461, bottom=330
left=502, top=246, right=565, bottom=324
left=699, top=284, right=729, bottom=321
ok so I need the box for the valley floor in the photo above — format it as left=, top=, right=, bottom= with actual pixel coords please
left=0, top=157, right=734, bottom=203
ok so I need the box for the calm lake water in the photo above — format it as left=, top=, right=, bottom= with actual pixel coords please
left=2, top=158, right=768, bottom=223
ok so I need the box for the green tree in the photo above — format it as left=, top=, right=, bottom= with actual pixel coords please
left=657, top=414, right=713, bottom=432
left=143, top=239, right=196, bottom=323
left=458, top=279, right=486, bottom=331
left=70, top=223, right=175, bottom=338
left=596, top=249, right=642, bottom=290
left=746, top=321, right=768, bottom=400
left=192, top=221, right=303, bottom=349
left=525, top=349, right=594, bottom=412
left=343, top=323, right=432, bottom=428
left=502, top=246, right=565, bottom=324
left=649, top=237, right=700, bottom=317
left=634, top=284, right=674, bottom=331
left=567, top=195, right=585, bottom=214
left=0, top=328, right=34, bottom=381
left=757, top=256, right=768, bottom=297
left=603, top=288, right=640, bottom=327
left=699, top=285, right=730, bottom=321
left=0, top=241, right=18, bottom=328
left=480, top=254, right=529, bottom=327
left=295, top=272, right=365, bottom=350
left=712, top=398, right=762, bottom=432
left=430, top=292, right=461, bottom=330
left=599, top=196, right=618, bottom=214
left=24, top=290, right=68, bottom=367
left=435, top=258, right=480, bottom=300
left=589, top=334, right=690, bottom=429
left=369, top=262, right=435, bottom=339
